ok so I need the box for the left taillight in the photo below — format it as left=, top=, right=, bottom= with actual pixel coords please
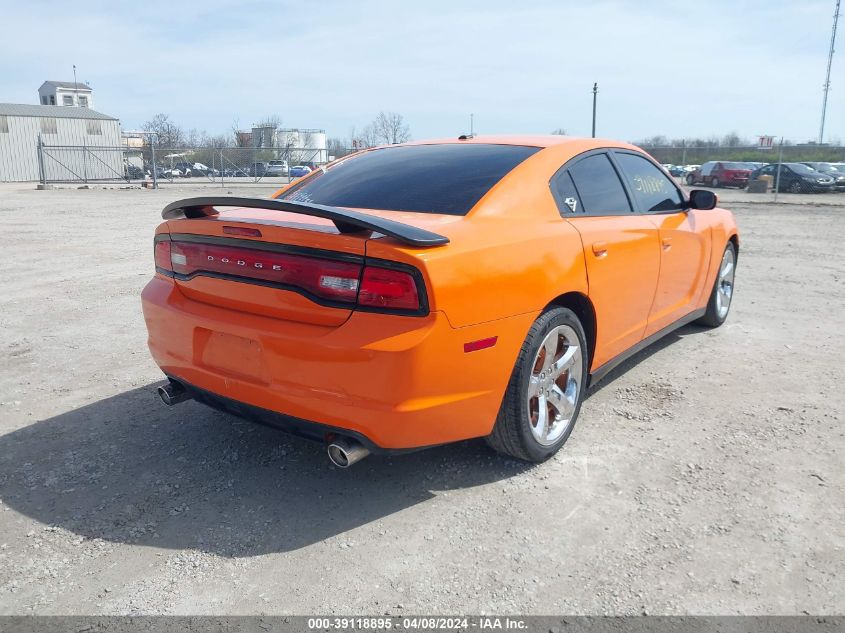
left=154, top=239, right=172, bottom=272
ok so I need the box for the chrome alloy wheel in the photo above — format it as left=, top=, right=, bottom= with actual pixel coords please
left=526, top=325, right=583, bottom=446
left=716, top=247, right=736, bottom=319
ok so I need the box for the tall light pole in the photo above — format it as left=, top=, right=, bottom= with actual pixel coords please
left=819, top=0, right=840, bottom=144
left=72, top=64, right=79, bottom=106
left=591, top=83, right=598, bottom=138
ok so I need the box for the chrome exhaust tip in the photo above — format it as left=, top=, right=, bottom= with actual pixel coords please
left=327, top=438, right=370, bottom=468
left=157, top=381, right=191, bottom=406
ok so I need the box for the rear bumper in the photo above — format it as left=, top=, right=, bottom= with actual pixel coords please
left=170, top=376, right=398, bottom=453
left=141, top=276, right=534, bottom=449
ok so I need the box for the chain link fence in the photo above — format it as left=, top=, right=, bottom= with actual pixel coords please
left=35, top=139, right=845, bottom=196
left=640, top=144, right=845, bottom=167
left=37, top=140, right=337, bottom=188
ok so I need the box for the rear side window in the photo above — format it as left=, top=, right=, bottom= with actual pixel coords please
left=614, top=152, right=684, bottom=213
left=550, top=170, right=582, bottom=214
left=568, top=154, right=632, bottom=214
left=280, top=143, right=540, bottom=215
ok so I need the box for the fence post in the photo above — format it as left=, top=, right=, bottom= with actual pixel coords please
left=220, top=146, right=225, bottom=189
left=773, top=137, right=784, bottom=203
left=150, top=136, right=158, bottom=189
left=37, top=134, right=46, bottom=184
left=82, top=143, right=88, bottom=183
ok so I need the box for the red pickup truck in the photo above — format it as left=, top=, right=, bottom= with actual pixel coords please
left=685, top=161, right=752, bottom=188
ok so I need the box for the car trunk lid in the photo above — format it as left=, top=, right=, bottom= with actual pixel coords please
left=158, top=198, right=451, bottom=327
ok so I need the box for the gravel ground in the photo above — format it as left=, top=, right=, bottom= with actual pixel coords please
left=0, top=183, right=842, bottom=615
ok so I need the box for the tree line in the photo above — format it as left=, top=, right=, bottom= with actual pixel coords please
left=141, top=111, right=411, bottom=153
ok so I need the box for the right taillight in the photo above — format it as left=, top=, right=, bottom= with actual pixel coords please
left=358, top=266, right=420, bottom=311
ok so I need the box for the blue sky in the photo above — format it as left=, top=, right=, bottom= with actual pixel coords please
left=1, top=0, right=842, bottom=143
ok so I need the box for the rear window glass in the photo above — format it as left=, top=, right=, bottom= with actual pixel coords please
left=279, top=143, right=540, bottom=215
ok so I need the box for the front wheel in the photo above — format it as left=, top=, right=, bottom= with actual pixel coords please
left=486, top=307, right=588, bottom=462
left=788, top=180, right=803, bottom=193
left=697, top=242, right=737, bottom=327
left=686, top=174, right=695, bottom=185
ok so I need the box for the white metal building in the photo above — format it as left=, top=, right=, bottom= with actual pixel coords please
left=249, top=126, right=328, bottom=164
left=0, top=103, right=121, bottom=182
left=38, top=81, right=94, bottom=108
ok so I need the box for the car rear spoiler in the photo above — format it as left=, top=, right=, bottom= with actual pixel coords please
left=161, top=196, right=450, bottom=247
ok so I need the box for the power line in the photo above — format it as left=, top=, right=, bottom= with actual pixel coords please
left=819, top=0, right=840, bottom=144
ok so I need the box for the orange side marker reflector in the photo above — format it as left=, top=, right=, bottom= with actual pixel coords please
left=464, top=336, right=498, bottom=353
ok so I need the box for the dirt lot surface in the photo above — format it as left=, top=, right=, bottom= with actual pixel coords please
left=0, top=183, right=842, bottom=615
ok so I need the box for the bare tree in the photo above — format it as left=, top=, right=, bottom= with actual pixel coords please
left=142, top=113, right=185, bottom=148
left=254, top=114, right=283, bottom=129
left=327, top=137, right=349, bottom=160
left=721, top=132, right=749, bottom=147
left=350, top=124, right=379, bottom=149
left=371, top=112, right=411, bottom=145
left=230, top=119, right=252, bottom=147
left=551, top=128, right=567, bottom=135
left=185, top=128, right=207, bottom=147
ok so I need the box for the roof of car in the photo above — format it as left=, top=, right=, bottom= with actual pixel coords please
left=398, top=134, right=638, bottom=150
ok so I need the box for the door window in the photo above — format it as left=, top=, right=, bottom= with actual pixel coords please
left=615, top=152, right=684, bottom=213
left=568, top=153, right=632, bottom=215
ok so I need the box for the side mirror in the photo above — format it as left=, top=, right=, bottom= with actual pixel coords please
left=688, top=189, right=717, bottom=210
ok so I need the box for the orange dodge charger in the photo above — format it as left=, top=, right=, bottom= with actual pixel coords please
left=142, top=136, right=738, bottom=466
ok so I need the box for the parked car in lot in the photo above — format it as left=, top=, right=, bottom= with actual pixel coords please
left=801, top=162, right=845, bottom=191
left=144, top=136, right=739, bottom=465
left=266, top=160, right=289, bottom=176
left=289, top=165, right=312, bottom=178
left=668, top=165, right=686, bottom=177
left=172, top=162, right=195, bottom=177
left=249, top=162, right=269, bottom=177
left=686, top=161, right=752, bottom=188
left=751, top=163, right=836, bottom=193
left=125, top=164, right=144, bottom=179
left=223, top=166, right=250, bottom=177
left=150, top=165, right=182, bottom=179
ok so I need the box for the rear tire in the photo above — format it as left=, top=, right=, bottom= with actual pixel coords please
left=486, top=307, right=588, bottom=462
left=686, top=174, right=695, bottom=185
left=711, top=177, right=720, bottom=188
left=697, top=242, right=737, bottom=328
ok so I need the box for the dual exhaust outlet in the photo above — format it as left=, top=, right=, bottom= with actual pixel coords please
left=157, top=380, right=370, bottom=467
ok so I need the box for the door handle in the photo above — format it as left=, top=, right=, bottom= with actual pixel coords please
left=592, top=241, right=608, bottom=257
left=661, top=237, right=672, bottom=250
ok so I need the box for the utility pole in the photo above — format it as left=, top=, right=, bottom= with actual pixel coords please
left=72, top=64, right=79, bottom=106
left=591, top=83, right=598, bottom=138
left=774, top=137, right=784, bottom=204
left=819, top=0, right=840, bottom=144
